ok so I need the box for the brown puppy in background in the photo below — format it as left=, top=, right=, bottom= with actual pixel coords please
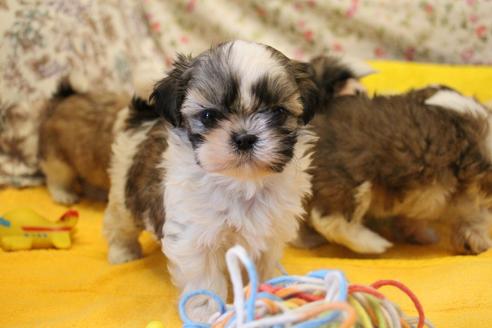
left=301, top=84, right=492, bottom=255
left=39, top=84, right=130, bottom=204
left=291, top=55, right=372, bottom=249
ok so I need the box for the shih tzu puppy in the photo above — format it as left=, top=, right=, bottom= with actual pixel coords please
left=39, top=65, right=161, bottom=205
left=39, top=82, right=130, bottom=204
left=302, top=84, right=492, bottom=255
left=103, top=40, right=319, bottom=319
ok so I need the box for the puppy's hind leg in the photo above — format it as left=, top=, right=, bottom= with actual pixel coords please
left=396, top=218, right=439, bottom=245
left=103, top=202, right=142, bottom=264
left=40, top=157, right=79, bottom=205
left=451, top=209, right=492, bottom=255
left=311, top=210, right=393, bottom=254
left=310, top=181, right=392, bottom=254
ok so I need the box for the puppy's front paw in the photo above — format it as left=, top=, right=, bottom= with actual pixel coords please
left=184, top=296, right=219, bottom=323
left=108, top=243, right=142, bottom=264
left=453, top=228, right=492, bottom=255
left=349, top=229, right=393, bottom=254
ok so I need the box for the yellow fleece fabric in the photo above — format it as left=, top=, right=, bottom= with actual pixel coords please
left=1, top=61, right=492, bottom=328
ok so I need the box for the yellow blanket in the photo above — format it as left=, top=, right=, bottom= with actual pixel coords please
left=1, top=61, right=492, bottom=328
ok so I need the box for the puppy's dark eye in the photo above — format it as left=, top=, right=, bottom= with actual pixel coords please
left=200, top=109, right=222, bottom=127
left=272, top=106, right=289, bottom=120
left=267, top=106, right=289, bottom=126
left=274, top=106, right=287, bottom=115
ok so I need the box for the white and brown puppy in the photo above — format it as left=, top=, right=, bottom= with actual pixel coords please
left=39, top=84, right=130, bottom=204
left=304, top=85, right=492, bottom=255
left=103, top=40, right=319, bottom=319
left=291, top=55, right=373, bottom=249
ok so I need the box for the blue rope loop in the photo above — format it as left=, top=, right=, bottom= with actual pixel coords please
left=243, top=254, right=259, bottom=323
left=178, top=247, right=351, bottom=328
left=179, top=289, right=226, bottom=327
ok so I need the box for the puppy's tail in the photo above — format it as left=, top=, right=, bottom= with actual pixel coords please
left=125, top=60, right=167, bottom=128
left=126, top=96, right=160, bottom=129
left=53, top=80, right=77, bottom=100
left=53, top=70, right=91, bottom=100
left=309, top=55, right=375, bottom=105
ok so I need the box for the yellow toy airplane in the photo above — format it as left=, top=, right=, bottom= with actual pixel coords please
left=0, top=208, right=78, bottom=251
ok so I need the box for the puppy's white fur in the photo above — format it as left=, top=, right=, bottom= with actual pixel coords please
left=310, top=209, right=393, bottom=254
left=227, top=40, right=287, bottom=110
left=427, top=90, right=492, bottom=164
left=337, top=55, right=377, bottom=78
left=425, top=89, right=487, bottom=117
left=162, top=129, right=314, bottom=316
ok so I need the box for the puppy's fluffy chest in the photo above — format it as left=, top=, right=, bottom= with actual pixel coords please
left=163, top=129, right=314, bottom=255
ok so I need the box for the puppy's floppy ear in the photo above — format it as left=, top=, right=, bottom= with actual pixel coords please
left=150, top=54, right=192, bottom=127
left=291, top=61, right=319, bottom=124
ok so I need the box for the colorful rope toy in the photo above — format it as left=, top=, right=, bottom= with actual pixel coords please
left=179, top=246, right=435, bottom=328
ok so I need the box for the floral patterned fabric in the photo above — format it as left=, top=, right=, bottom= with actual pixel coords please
left=0, top=0, right=162, bottom=187
left=1, top=0, right=491, bottom=187
left=143, top=0, right=492, bottom=66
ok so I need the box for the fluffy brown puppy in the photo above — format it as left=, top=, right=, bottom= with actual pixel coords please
left=39, top=84, right=130, bottom=204
left=303, top=85, right=492, bottom=255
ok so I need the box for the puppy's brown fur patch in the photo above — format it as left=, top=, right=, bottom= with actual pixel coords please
left=124, top=120, right=167, bottom=238
left=39, top=90, right=129, bottom=203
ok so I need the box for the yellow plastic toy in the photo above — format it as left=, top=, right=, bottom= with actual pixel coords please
left=0, top=208, right=78, bottom=251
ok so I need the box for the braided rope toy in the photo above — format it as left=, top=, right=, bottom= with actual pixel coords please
left=179, top=245, right=435, bottom=328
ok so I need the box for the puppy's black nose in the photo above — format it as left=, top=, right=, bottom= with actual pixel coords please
left=233, top=133, right=258, bottom=151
